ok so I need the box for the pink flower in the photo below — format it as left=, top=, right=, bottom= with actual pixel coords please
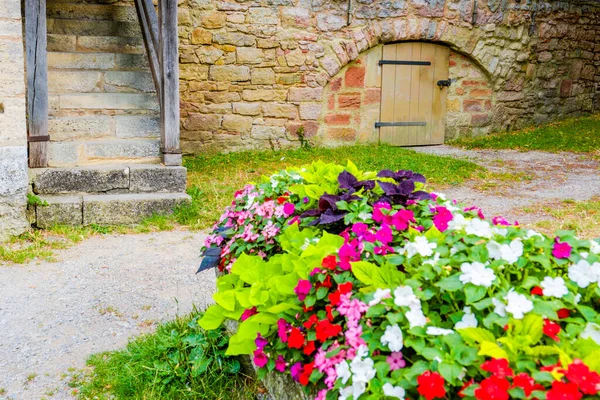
left=373, top=202, right=392, bottom=224
left=345, top=325, right=366, bottom=349
left=374, top=245, right=393, bottom=255
left=287, top=216, right=300, bottom=225
left=352, top=222, right=369, bottom=235
left=277, top=318, right=289, bottom=343
left=294, top=279, right=312, bottom=301
left=433, top=207, right=453, bottom=232
left=392, top=209, right=415, bottom=231
left=375, top=224, right=393, bottom=245
left=283, top=202, right=296, bottom=217
left=316, top=389, right=329, bottom=400
left=253, top=349, right=268, bottom=368
left=464, top=206, right=485, bottom=219
left=553, top=238, right=572, bottom=259
left=387, top=352, right=406, bottom=370
left=255, top=333, right=268, bottom=350
left=339, top=240, right=359, bottom=270
left=241, top=307, right=257, bottom=321
left=275, top=355, right=286, bottom=372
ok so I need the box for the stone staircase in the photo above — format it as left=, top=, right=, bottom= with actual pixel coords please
left=30, top=165, right=190, bottom=227
left=46, top=0, right=160, bottom=167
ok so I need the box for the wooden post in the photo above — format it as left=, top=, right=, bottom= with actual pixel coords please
left=158, top=0, right=181, bottom=166
left=134, top=0, right=162, bottom=106
left=25, top=0, right=49, bottom=168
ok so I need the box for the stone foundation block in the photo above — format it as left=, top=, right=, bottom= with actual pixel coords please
left=83, top=193, right=190, bottom=225
left=35, top=195, right=83, bottom=228
left=33, top=166, right=130, bottom=194
left=129, top=165, right=187, bottom=193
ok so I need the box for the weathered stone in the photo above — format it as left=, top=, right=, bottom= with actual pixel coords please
left=222, top=115, right=253, bottom=133
left=35, top=195, right=83, bottom=228
left=83, top=193, right=190, bottom=225
left=185, top=114, right=222, bottom=130
left=48, top=52, right=115, bottom=70
left=213, top=32, right=255, bottom=47
left=76, top=36, right=143, bottom=53
left=209, top=65, right=251, bottom=82
left=180, top=64, right=209, bottom=80
left=84, top=140, right=160, bottom=159
left=200, top=10, right=226, bottom=28
left=251, top=68, right=276, bottom=85
left=261, top=103, right=298, bottom=119
left=49, top=117, right=111, bottom=141
left=33, top=166, right=129, bottom=194
left=195, top=46, right=224, bottom=64
left=288, top=87, right=323, bottom=102
left=104, top=71, right=155, bottom=93
left=316, top=14, right=345, bottom=31
left=233, top=102, right=261, bottom=116
left=115, top=116, right=160, bottom=138
left=48, top=142, right=80, bottom=167
left=242, top=89, right=288, bottom=102
left=129, top=165, right=187, bottom=193
left=191, top=28, right=213, bottom=44
left=250, top=125, right=286, bottom=139
left=248, top=7, right=279, bottom=25
left=237, top=48, right=264, bottom=64
left=299, top=103, right=321, bottom=120
left=60, top=93, right=159, bottom=110
left=285, top=49, right=305, bottom=66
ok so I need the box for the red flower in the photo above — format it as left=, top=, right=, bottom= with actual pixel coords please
left=288, top=327, right=305, bottom=349
left=298, top=362, right=315, bottom=386
left=543, top=319, right=561, bottom=341
left=458, top=379, right=474, bottom=398
left=541, top=363, right=564, bottom=373
left=303, top=340, right=316, bottom=356
left=302, top=305, right=314, bottom=313
left=303, top=314, right=318, bottom=330
left=512, top=373, right=544, bottom=396
left=417, top=371, right=446, bottom=400
left=328, top=291, right=341, bottom=306
left=481, top=358, right=514, bottom=379
left=315, top=320, right=342, bottom=342
left=325, top=305, right=335, bottom=321
left=316, top=275, right=332, bottom=289
left=277, top=196, right=287, bottom=204
left=565, top=359, right=600, bottom=395
left=339, top=281, right=353, bottom=294
left=531, top=286, right=544, bottom=296
left=557, top=308, right=571, bottom=319
left=546, top=381, right=582, bottom=400
left=474, top=376, right=510, bottom=400
left=321, top=255, right=337, bottom=270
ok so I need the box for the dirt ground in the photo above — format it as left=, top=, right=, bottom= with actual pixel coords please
left=1, top=147, right=599, bottom=399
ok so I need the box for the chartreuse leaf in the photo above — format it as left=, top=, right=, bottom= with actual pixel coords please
left=271, top=273, right=300, bottom=295
left=528, top=346, right=560, bottom=357
left=235, top=289, right=252, bottom=308
left=351, top=261, right=377, bottom=286
left=267, top=302, right=299, bottom=313
left=198, top=304, right=227, bottom=330
left=458, top=327, right=496, bottom=344
left=213, top=290, right=236, bottom=312
left=226, top=320, right=267, bottom=355
left=583, top=350, right=600, bottom=373
left=278, top=223, right=318, bottom=255
left=230, top=254, right=265, bottom=284
left=478, top=341, right=509, bottom=360
left=519, top=314, right=544, bottom=343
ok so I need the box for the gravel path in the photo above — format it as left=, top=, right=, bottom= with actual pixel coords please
left=413, top=146, right=600, bottom=226
left=1, top=146, right=598, bottom=399
left=0, top=230, right=214, bottom=400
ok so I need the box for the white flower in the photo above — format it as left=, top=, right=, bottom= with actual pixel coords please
left=450, top=246, right=459, bottom=255
left=404, top=236, right=437, bottom=258
left=465, top=218, right=493, bottom=238
left=575, top=293, right=582, bottom=304
left=459, top=262, right=496, bottom=288
left=504, top=290, right=533, bottom=319
left=381, top=324, right=404, bottom=352
left=569, top=260, right=600, bottom=288
left=368, top=288, right=391, bottom=306
left=393, top=286, right=421, bottom=309
left=487, top=239, right=523, bottom=264
left=526, top=229, right=543, bottom=239
left=338, top=382, right=366, bottom=400
left=423, top=252, right=441, bottom=266
left=540, top=276, right=569, bottom=298
left=447, top=214, right=468, bottom=231
left=405, top=307, right=427, bottom=328
left=383, top=383, right=406, bottom=399
left=492, top=227, right=508, bottom=237
left=350, top=357, right=376, bottom=384
left=426, top=326, right=454, bottom=336
left=590, top=240, right=600, bottom=254
left=492, top=297, right=507, bottom=317
left=455, top=307, right=478, bottom=329
left=335, top=361, right=351, bottom=385
left=581, top=323, right=600, bottom=345
left=356, top=345, right=369, bottom=359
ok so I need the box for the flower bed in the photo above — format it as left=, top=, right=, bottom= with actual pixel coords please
left=199, top=161, right=600, bottom=400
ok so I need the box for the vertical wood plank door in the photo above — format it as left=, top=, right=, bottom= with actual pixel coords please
left=379, top=42, right=449, bottom=146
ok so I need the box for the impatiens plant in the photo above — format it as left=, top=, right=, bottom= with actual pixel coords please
left=199, top=161, right=600, bottom=399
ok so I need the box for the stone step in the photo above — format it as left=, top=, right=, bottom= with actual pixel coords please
left=35, top=192, right=191, bottom=228
left=47, top=18, right=141, bottom=37
left=47, top=35, right=145, bottom=54
left=31, top=164, right=187, bottom=194
left=48, top=70, right=154, bottom=94
left=57, top=93, right=159, bottom=110
left=48, top=115, right=160, bottom=141
left=47, top=3, right=138, bottom=23
left=48, top=52, right=148, bottom=70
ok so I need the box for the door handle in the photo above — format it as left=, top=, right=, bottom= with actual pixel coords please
left=437, top=79, right=454, bottom=88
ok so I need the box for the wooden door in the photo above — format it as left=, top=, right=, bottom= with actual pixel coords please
left=378, top=42, right=449, bottom=146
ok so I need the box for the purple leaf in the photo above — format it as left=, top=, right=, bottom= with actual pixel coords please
left=318, top=210, right=347, bottom=225
left=338, top=171, right=358, bottom=189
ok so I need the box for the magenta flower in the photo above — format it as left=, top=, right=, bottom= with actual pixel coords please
left=290, top=362, right=303, bottom=382
left=240, top=306, right=257, bottom=321
left=392, top=209, right=415, bottom=231
left=339, top=240, right=360, bottom=270
left=294, top=279, right=312, bottom=301
left=283, top=202, right=296, bottom=217
left=433, top=206, right=453, bottom=232
left=351, top=222, right=369, bottom=236
left=492, top=216, right=510, bottom=226
left=375, top=224, right=393, bottom=245
left=277, top=318, right=289, bottom=343
left=255, top=333, right=268, bottom=350
left=253, top=349, right=268, bottom=367
left=464, top=206, right=485, bottom=219
left=553, top=238, right=572, bottom=259
left=275, top=355, right=286, bottom=372
left=387, top=352, right=406, bottom=370
left=373, top=202, right=392, bottom=224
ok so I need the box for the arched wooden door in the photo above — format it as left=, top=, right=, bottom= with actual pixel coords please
left=378, top=42, right=450, bottom=146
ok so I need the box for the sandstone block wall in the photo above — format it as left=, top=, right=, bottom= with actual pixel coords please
left=178, top=0, right=600, bottom=153
left=0, top=0, right=29, bottom=241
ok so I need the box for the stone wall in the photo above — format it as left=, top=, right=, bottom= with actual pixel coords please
left=178, top=0, right=600, bottom=153
left=0, top=0, right=29, bottom=241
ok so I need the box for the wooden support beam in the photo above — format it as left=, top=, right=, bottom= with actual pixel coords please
left=158, top=0, right=181, bottom=166
left=134, top=0, right=162, bottom=106
left=25, top=0, right=49, bottom=168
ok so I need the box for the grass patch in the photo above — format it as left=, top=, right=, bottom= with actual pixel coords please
left=521, top=197, right=600, bottom=239
left=75, top=311, right=258, bottom=400
left=175, top=144, right=483, bottom=229
left=452, top=113, right=600, bottom=153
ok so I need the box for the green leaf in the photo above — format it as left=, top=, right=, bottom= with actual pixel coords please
left=465, top=285, right=487, bottom=304
left=351, top=261, right=377, bottom=286
left=458, top=328, right=496, bottom=344
left=520, top=314, right=544, bottom=344
left=213, top=290, right=236, bottom=312
left=438, top=362, right=464, bottom=384
left=478, top=341, right=509, bottom=360
left=435, top=274, right=463, bottom=292
left=267, top=302, right=299, bottom=314
left=577, top=305, right=598, bottom=322
left=198, top=304, right=226, bottom=330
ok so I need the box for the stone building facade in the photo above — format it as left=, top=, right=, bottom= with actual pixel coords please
left=178, top=0, right=600, bottom=152
left=0, top=0, right=29, bottom=241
